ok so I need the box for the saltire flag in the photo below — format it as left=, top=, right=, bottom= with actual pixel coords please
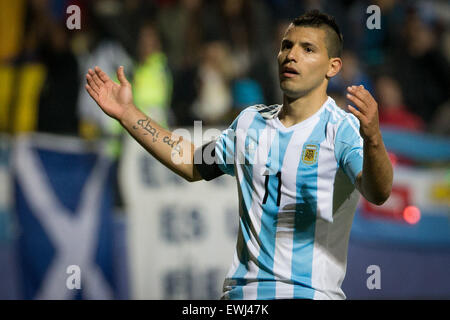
left=12, top=133, right=116, bottom=299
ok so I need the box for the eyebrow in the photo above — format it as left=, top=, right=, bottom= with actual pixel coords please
left=281, top=39, right=319, bottom=49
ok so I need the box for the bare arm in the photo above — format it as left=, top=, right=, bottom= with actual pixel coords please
left=85, top=66, right=203, bottom=182
left=346, top=85, right=393, bottom=205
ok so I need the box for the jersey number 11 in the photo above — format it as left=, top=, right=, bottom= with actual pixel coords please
left=262, top=171, right=282, bottom=207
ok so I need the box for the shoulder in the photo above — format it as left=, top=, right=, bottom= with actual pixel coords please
left=243, top=104, right=282, bottom=119
left=322, top=99, right=359, bottom=130
left=229, top=104, right=281, bottom=130
left=320, top=99, right=361, bottom=145
left=337, top=113, right=360, bottom=136
left=322, top=99, right=351, bottom=124
left=334, top=111, right=362, bottom=146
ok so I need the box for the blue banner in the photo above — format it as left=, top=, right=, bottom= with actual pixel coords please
left=12, top=135, right=116, bottom=299
left=381, top=126, right=450, bottom=162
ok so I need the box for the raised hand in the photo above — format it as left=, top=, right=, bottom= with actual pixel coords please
left=346, top=85, right=393, bottom=205
left=346, top=85, right=381, bottom=144
left=85, top=66, right=134, bottom=121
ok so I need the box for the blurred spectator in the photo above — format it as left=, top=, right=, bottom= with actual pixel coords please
left=1, top=0, right=448, bottom=135
left=170, top=64, right=200, bottom=126
left=13, top=0, right=81, bottom=135
left=392, top=8, right=450, bottom=126
left=157, top=0, right=204, bottom=126
left=192, top=41, right=234, bottom=126
left=88, top=0, right=157, bottom=58
left=36, top=22, right=80, bottom=135
left=375, top=75, right=425, bottom=132
left=157, top=0, right=203, bottom=71
left=0, top=0, right=81, bottom=135
left=201, top=0, right=275, bottom=106
left=222, top=0, right=276, bottom=106
left=212, top=0, right=253, bottom=77
left=132, top=21, right=172, bottom=128
left=0, top=0, right=27, bottom=132
left=0, top=0, right=26, bottom=63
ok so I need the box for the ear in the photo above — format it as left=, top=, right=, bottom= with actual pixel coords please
left=326, top=57, right=342, bottom=79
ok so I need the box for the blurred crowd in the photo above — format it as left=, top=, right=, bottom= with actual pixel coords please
left=0, top=0, right=449, bottom=143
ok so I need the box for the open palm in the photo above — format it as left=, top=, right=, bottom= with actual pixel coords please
left=85, top=66, right=134, bottom=120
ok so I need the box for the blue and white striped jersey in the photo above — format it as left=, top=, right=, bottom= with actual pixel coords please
left=215, top=96, right=363, bottom=300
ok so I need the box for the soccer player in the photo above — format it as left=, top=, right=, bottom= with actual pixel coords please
left=85, top=10, right=393, bottom=300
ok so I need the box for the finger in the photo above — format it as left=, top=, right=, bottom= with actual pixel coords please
left=94, top=66, right=111, bottom=83
left=86, top=74, right=100, bottom=93
left=348, top=85, right=376, bottom=107
left=88, top=68, right=100, bottom=82
left=117, top=66, right=130, bottom=86
left=91, top=71, right=104, bottom=89
left=346, top=92, right=368, bottom=113
left=86, top=72, right=100, bottom=89
left=85, top=84, right=99, bottom=101
left=347, top=105, right=366, bottom=122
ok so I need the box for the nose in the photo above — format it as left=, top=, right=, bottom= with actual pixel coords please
left=286, top=45, right=299, bottom=63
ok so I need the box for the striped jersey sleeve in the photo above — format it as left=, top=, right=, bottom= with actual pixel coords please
left=334, top=114, right=364, bottom=184
left=214, top=113, right=241, bottom=177
left=195, top=107, right=261, bottom=181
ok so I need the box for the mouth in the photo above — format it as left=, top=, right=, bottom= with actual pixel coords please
left=281, top=66, right=300, bottom=78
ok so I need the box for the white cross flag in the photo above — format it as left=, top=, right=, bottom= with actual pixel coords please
left=13, top=134, right=115, bottom=299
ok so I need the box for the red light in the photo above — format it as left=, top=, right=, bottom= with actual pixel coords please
left=403, top=206, right=421, bottom=224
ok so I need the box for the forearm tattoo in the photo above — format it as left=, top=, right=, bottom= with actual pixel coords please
left=133, top=117, right=159, bottom=142
left=163, top=135, right=183, bottom=156
left=132, top=117, right=183, bottom=156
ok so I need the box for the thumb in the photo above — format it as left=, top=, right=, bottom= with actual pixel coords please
left=117, top=66, right=130, bottom=86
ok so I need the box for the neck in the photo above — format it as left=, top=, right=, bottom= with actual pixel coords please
left=279, top=85, right=328, bottom=128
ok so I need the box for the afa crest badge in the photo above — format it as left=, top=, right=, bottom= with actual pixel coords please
left=301, top=143, right=319, bottom=165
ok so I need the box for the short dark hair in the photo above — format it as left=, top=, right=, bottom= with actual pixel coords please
left=292, top=10, right=343, bottom=58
